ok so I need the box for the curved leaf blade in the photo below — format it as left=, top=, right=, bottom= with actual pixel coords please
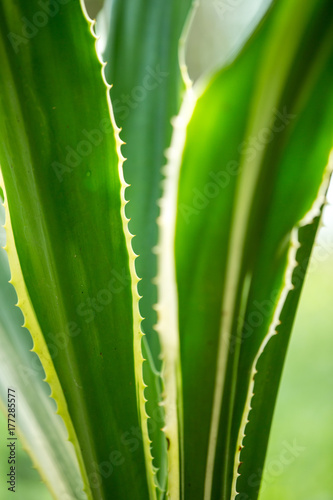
left=0, top=2, right=153, bottom=499
left=0, top=208, right=84, bottom=499
left=102, top=1, right=195, bottom=496
left=161, top=1, right=333, bottom=498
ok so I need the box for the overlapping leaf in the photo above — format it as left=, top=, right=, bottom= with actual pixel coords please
left=103, top=0, right=194, bottom=360
left=158, top=0, right=333, bottom=498
left=102, top=1, right=194, bottom=495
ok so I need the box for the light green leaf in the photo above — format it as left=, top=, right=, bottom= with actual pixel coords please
left=158, top=0, right=333, bottom=498
left=234, top=212, right=324, bottom=499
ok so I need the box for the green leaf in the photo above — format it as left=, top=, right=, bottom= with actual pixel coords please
left=234, top=213, right=324, bottom=499
left=157, top=0, right=333, bottom=498
left=102, top=1, right=194, bottom=496
left=0, top=2, right=156, bottom=499
left=103, top=0, right=194, bottom=361
left=142, top=337, right=168, bottom=498
left=0, top=221, right=85, bottom=499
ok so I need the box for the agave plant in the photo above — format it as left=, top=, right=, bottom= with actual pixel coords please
left=0, top=0, right=332, bottom=499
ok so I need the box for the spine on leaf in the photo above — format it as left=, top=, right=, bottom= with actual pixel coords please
left=0, top=170, right=91, bottom=500
left=80, top=2, right=160, bottom=499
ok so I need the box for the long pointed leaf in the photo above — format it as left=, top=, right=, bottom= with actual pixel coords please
left=0, top=206, right=84, bottom=499
left=159, top=0, right=333, bottom=498
left=102, top=1, right=194, bottom=496
left=0, top=2, right=153, bottom=498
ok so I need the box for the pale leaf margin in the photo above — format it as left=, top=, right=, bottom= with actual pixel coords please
left=0, top=167, right=91, bottom=500
left=80, top=2, right=159, bottom=499
left=153, top=2, right=200, bottom=498
left=230, top=150, right=333, bottom=499
left=0, top=320, right=84, bottom=499
left=155, top=84, right=196, bottom=500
